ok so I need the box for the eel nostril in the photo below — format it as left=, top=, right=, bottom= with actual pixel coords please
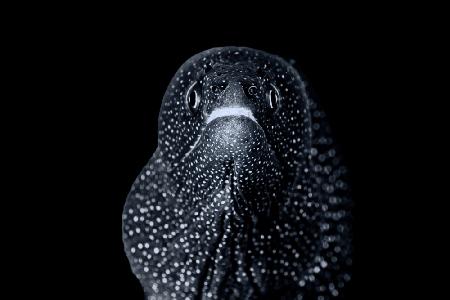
left=248, top=85, right=257, bottom=96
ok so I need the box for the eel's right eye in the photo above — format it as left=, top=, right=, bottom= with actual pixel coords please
left=186, top=82, right=201, bottom=113
left=267, top=84, right=280, bottom=111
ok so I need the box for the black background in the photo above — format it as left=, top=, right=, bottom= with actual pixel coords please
left=12, top=5, right=434, bottom=300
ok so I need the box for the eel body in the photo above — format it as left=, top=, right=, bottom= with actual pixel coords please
left=123, top=47, right=352, bottom=299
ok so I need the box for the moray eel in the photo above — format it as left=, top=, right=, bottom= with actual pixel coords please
left=122, top=47, right=352, bottom=299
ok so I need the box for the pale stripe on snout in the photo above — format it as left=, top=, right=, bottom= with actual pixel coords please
left=206, top=107, right=258, bottom=124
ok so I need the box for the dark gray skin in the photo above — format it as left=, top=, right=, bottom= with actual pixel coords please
left=122, top=47, right=352, bottom=300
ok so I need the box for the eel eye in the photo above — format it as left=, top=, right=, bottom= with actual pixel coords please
left=186, top=82, right=201, bottom=113
left=267, top=84, right=280, bottom=111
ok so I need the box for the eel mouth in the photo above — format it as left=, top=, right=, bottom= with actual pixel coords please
left=184, top=107, right=263, bottom=159
left=180, top=111, right=282, bottom=218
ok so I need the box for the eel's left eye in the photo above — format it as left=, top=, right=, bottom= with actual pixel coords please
left=186, top=82, right=201, bottom=113
left=267, top=84, right=280, bottom=111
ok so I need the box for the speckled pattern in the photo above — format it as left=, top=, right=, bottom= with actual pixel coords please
left=122, top=47, right=352, bottom=300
